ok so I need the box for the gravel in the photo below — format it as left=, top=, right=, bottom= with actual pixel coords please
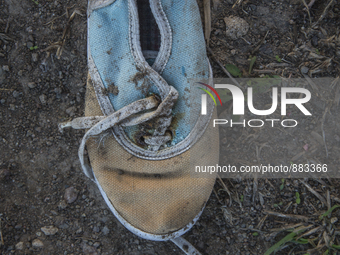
left=32, top=239, right=44, bottom=249
left=15, top=241, right=24, bottom=250
left=64, top=186, right=78, bottom=203
left=41, top=225, right=59, bottom=236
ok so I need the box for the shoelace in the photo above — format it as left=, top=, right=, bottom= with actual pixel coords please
left=59, top=85, right=178, bottom=178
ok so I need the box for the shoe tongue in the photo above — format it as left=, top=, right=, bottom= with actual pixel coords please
left=146, top=58, right=155, bottom=66
left=137, top=0, right=161, bottom=54
left=142, top=50, right=158, bottom=66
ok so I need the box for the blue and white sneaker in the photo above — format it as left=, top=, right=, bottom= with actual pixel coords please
left=60, top=0, right=218, bottom=254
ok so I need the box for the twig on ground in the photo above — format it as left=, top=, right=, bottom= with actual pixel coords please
left=252, top=178, right=258, bottom=204
left=0, top=33, right=14, bottom=43
left=251, top=31, right=269, bottom=55
left=269, top=223, right=304, bottom=232
left=43, top=9, right=84, bottom=59
left=232, top=0, right=243, bottom=8
left=298, top=226, right=323, bottom=240
left=256, top=215, right=268, bottom=230
left=326, top=190, right=331, bottom=211
left=264, top=210, right=309, bottom=222
left=0, top=218, right=4, bottom=246
left=308, top=0, right=317, bottom=8
left=300, top=180, right=327, bottom=206
left=253, top=69, right=276, bottom=74
left=301, top=0, right=312, bottom=25
left=5, top=17, right=10, bottom=33
left=213, top=188, right=223, bottom=204
left=321, top=106, right=330, bottom=158
left=284, top=201, right=293, bottom=212
left=217, top=174, right=232, bottom=199
left=313, top=0, right=335, bottom=27
left=44, top=13, right=67, bottom=26
left=203, top=0, right=211, bottom=46
left=331, top=195, right=340, bottom=204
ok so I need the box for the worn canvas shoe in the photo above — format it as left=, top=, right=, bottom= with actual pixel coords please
left=60, top=0, right=218, bottom=253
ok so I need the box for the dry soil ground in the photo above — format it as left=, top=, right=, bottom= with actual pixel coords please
left=1, top=0, right=340, bottom=254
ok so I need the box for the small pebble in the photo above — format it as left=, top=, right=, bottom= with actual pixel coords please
left=27, top=42, right=34, bottom=49
left=64, top=186, right=78, bottom=204
left=32, top=53, right=38, bottom=62
left=102, top=226, right=110, bottom=235
left=224, top=16, right=249, bottom=40
left=58, top=200, right=67, bottom=209
left=15, top=242, right=24, bottom=250
left=13, top=90, right=20, bottom=98
left=93, top=242, right=100, bottom=248
left=2, top=65, right=9, bottom=72
left=32, top=239, right=44, bottom=248
left=27, top=82, right=36, bottom=89
left=66, top=106, right=76, bottom=116
left=39, top=94, right=47, bottom=104
left=301, top=66, right=309, bottom=74
left=82, top=243, right=98, bottom=255
left=41, top=225, right=58, bottom=236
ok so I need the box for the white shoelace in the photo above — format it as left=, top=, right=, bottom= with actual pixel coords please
left=59, top=85, right=178, bottom=178
left=171, top=237, right=202, bottom=255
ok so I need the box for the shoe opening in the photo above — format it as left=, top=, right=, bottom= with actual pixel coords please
left=137, top=0, right=161, bottom=66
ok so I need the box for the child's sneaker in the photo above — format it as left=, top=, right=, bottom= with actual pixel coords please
left=60, top=0, right=218, bottom=253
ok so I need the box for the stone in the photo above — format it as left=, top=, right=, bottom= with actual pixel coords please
left=15, top=241, right=24, bottom=250
left=32, top=53, right=38, bottom=62
left=27, top=82, right=36, bottom=89
left=224, top=16, right=249, bottom=40
left=27, top=42, right=34, bottom=49
left=102, top=226, right=110, bottom=235
left=64, top=186, right=78, bottom=204
left=82, top=243, right=98, bottom=255
left=41, top=225, right=58, bottom=235
left=39, top=94, right=47, bottom=104
left=32, top=239, right=44, bottom=248
left=65, top=106, right=76, bottom=116
left=13, top=90, right=20, bottom=98
left=301, top=66, right=309, bottom=74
